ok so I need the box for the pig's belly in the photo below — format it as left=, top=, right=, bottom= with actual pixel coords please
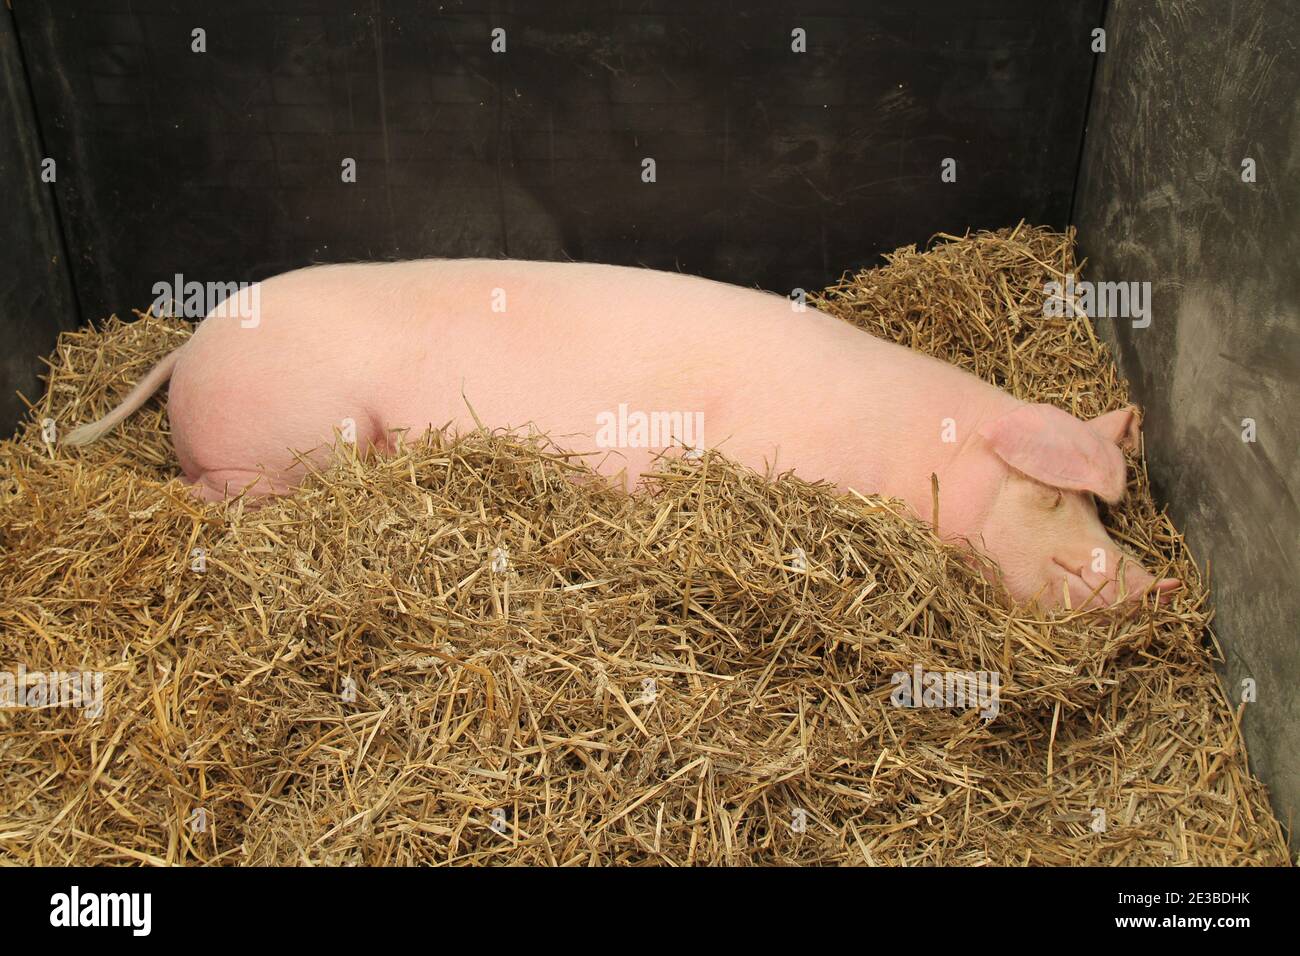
left=380, top=352, right=718, bottom=485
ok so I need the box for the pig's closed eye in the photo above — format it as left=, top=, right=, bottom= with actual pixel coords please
left=1037, top=486, right=1063, bottom=509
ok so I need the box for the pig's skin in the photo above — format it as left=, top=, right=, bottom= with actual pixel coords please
left=74, top=259, right=1179, bottom=608
left=170, top=259, right=1013, bottom=513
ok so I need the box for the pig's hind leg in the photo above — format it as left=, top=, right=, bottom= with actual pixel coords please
left=186, top=468, right=288, bottom=503
left=179, top=408, right=389, bottom=503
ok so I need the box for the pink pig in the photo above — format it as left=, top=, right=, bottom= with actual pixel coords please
left=64, top=259, right=1180, bottom=610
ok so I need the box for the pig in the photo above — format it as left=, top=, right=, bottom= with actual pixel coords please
left=62, top=259, right=1180, bottom=610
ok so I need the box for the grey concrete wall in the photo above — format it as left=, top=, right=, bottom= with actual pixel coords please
left=1075, top=0, right=1298, bottom=846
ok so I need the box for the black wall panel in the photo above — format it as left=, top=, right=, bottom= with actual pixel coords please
left=0, top=4, right=79, bottom=434
left=11, top=0, right=1102, bottom=322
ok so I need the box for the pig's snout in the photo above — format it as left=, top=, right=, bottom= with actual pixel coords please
left=1048, top=549, right=1181, bottom=611
left=971, top=473, right=1181, bottom=612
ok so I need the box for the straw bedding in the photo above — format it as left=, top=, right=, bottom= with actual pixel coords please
left=0, top=225, right=1289, bottom=865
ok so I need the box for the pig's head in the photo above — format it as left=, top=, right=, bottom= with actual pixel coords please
left=970, top=403, right=1181, bottom=611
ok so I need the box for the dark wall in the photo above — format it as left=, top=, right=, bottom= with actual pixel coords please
left=0, top=4, right=79, bottom=434
left=1075, top=0, right=1299, bottom=843
left=10, top=0, right=1101, bottom=328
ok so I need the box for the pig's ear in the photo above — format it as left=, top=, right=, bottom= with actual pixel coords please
left=1087, top=406, right=1142, bottom=451
left=977, top=403, right=1129, bottom=503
